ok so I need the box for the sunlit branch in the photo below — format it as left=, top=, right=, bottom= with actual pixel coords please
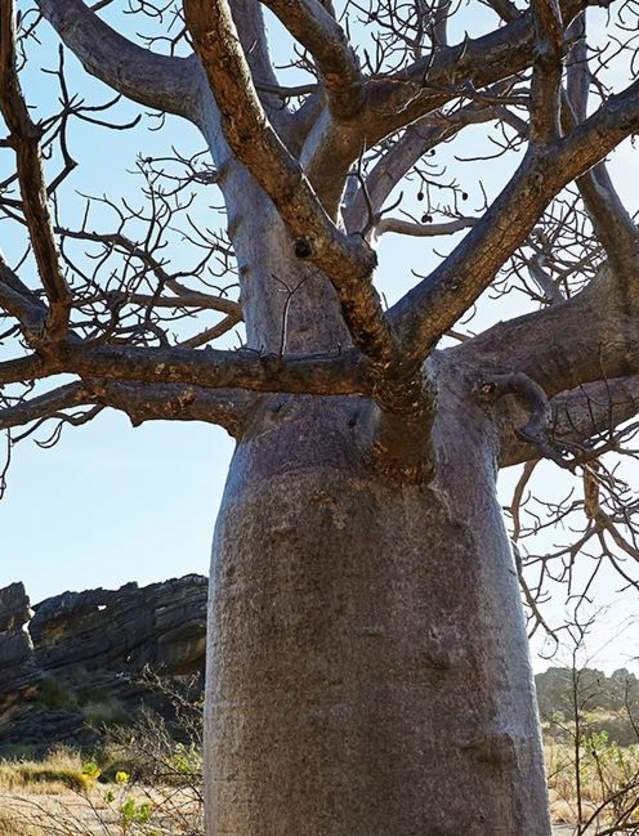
left=260, top=0, right=364, bottom=119
left=390, top=76, right=639, bottom=365
left=184, top=0, right=398, bottom=368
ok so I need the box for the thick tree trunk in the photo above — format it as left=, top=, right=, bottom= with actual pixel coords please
left=204, top=370, right=551, bottom=835
left=196, top=76, right=550, bottom=836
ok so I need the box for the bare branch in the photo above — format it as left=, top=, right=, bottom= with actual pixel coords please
left=37, top=0, right=200, bottom=119
left=500, top=376, right=639, bottom=466
left=0, top=0, right=71, bottom=340
left=0, top=380, right=255, bottom=437
left=389, top=76, right=639, bottom=364
left=562, top=18, right=639, bottom=270
left=184, top=0, right=399, bottom=368
left=179, top=315, right=241, bottom=348
left=527, top=254, right=564, bottom=304
left=460, top=259, right=639, bottom=402
left=374, top=216, right=477, bottom=239
left=91, top=380, right=255, bottom=436
left=337, top=0, right=589, bottom=164
left=0, top=252, right=48, bottom=335
left=18, top=341, right=372, bottom=398
left=482, top=372, right=554, bottom=451
left=574, top=159, right=639, bottom=271
left=484, top=0, right=521, bottom=22
left=561, top=22, right=639, bottom=269
left=565, top=12, right=588, bottom=119
left=56, top=224, right=241, bottom=317
left=344, top=105, right=496, bottom=233
left=0, top=382, right=91, bottom=430
left=260, top=0, right=364, bottom=119
left=530, top=0, right=564, bottom=144
left=100, top=290, right=241, bottom=317
left=0, top=354, right=48, bottom=387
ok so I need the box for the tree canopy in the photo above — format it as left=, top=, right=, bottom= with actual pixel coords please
left=1, top=0, right=639, bottom=643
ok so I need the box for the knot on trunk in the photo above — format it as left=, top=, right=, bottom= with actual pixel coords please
left=294, top=237, right=312, bottom=259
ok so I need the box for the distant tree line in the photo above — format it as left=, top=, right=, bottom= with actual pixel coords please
left=537, top=667, right=639, bottom=746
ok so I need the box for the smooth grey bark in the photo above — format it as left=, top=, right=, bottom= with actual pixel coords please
left=204, top=368, right=550, bottom=835
left=196, top=92, right=350, bottom=356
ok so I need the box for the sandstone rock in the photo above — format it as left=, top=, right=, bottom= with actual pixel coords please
left=0, top=575, right=207, bottom=754
left=0, top=582, right=32, bottom=633
left=0, top=582, right=37, bottom=709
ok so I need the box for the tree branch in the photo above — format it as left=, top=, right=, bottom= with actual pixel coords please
left=0, top=253, right=48, bottom=336
left=500, top=376, right=639, bottom=466
left=562, top=17, right=639, bottom=270
left=303, top=0, right=619, bottom=199
left=484, top=0, right=521, bottom=22
left=179, top=315, right=242, bottom=348
left=60, top=342, right=370, bottom=395
left=0, top=354, right=49, bottom=387
left=373, top=216, right=477, bottom=240
left=56, top=225, right=242, bottom=318
left=479, top=371, right=566, bottom=465
left=456, top=258, right=639, bottom=402
left=527, top=254, right=564, bottom=305
left=343, top=104, right=497, bottom=233
left=0, top=379, right=255, bottom=437
left=92, top=380, right=255, bottom=436
left=184, top=0, right=399, bottom=368
left=0, top=0, right=70, bottom=340
left=574, top=157, right=639, bottom=270
left=260, top=0, right=364, bottom=120
left=530, top=0, right=564, bottom=145
left=37, top=0, right=200, bottom=119
left=389, top=75, right=639, bottom=365
left=3, top=340, right=370, bottom=398
left=319, top=0, right=591, bottom=175
left=101, top=290, right=241, bottom=317
left=0, top=382, right=91, bottom=430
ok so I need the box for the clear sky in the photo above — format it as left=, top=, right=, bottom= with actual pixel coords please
left=1, top=2, right=637, bottom=674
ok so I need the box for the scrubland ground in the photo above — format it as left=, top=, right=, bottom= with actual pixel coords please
left=0, top=736, right=637, bottom=834
left=0, top=745, right=203, bottom=835
left=545, top=735, right=639, bottom=834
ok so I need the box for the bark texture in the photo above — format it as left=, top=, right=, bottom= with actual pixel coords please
left=205, top=362, right=550, bottom=835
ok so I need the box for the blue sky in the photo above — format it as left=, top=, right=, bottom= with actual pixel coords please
left=1, top=2, right=637, bottom=673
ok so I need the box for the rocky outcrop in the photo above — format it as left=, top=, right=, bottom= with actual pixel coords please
left=0, top=575, right=208, bottom=754
left=0, top=582, right=38, bottom=707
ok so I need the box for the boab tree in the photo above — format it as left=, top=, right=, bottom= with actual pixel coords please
left=2, top=0, right=639, bottom=831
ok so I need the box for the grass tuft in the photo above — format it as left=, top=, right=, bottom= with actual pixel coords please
left=0, top=748, right=90, bottom=795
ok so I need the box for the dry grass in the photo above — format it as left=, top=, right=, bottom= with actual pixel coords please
left=0, top=786, right=202, bottom=835
left=2, top=725, right=636, bottom=833
left=0, top=746, right=203, bottom=834
left=0, top=749, right=90, bottom=795
left=546, top=737, right=639, bottom=830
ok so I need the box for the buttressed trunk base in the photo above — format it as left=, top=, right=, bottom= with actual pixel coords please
left=205, top=372, right=551, bottom=835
